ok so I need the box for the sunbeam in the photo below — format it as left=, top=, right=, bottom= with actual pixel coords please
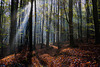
left=12, top=2, right=31, bottom=46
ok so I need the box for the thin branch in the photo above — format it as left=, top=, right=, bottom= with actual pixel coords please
left=63, top=1, right=69, bottom=24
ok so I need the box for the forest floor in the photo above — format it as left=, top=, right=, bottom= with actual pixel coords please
left=0, top=41, right=100, bottom=67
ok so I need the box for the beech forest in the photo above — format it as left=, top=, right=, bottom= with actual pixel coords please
left=0, top=0, right=100, bottom=67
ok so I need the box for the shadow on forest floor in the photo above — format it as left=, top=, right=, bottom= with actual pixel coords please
left=0, top=41, right=100, bottom=67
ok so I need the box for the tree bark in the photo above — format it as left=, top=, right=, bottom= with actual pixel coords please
left=46, top=0, right=49, bottom=47
left=86, top=0, right=90, bottom=43
left=57, top=0, right=60, bottom=49
left=53, top=0, right=56, bottom=45
left=92, top=0, right=100, bottom=44
left=28, top=0, right=34, bottom=65
left=79, top=0, right=82, bottom=42
left=41, top=0, right=45, bottom=48
left=9, top=0, right=18, bottom=54
left=0, top=0, right=3, bottom=58
left=33, top=0, right=36, bottom=49
left=98, top=0, right=100, bottom=34
left=69, top=0, right=74, bottom=46
left=76, top=2, right=80, bottom=40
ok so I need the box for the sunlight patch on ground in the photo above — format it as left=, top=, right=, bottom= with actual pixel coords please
left=0, top=44, right=99, bottom=67
left=50, top=45, right=58, bottom=49
left=0, top=54, right=20, bottom=65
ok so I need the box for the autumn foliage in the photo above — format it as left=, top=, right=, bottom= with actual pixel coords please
left=0, top=43, right=100, bottom=67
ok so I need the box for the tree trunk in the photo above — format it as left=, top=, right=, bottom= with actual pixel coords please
left=60, top=9, right=63, bottom=42
left=41, top=0, right=45, bottom=48
left=86, top=0, right=90, bottom=43
left=79, top=0, right=82, bottom=42
left=9, top=0, right=18, bottom=54
left=69, top=0, right=74, bottom=46
left=76, top=3, right=80, bottom=40
left=0, top=0, right=3, bottom=58
left=33, top=0, right=36, bottom=49
left=50, top=0, right=52, bottom=43
left=53, top=0, right=56, bottom=45
left=98, top=0, right=100, bottom=35
left=92, top=0, right=100, bottom=44
left=29, top=0, right=34, bottom=51
left=28, top=0, right=34, bottom=65
left=20, top=0, right=22, bottom=7
left=57, top=0, right=60, bottom=49
left=46, top=0, right=49, bottom=47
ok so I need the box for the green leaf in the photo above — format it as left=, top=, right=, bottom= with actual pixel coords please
left=87, top=23, right=94, bottom=26
left=89, top=28, right=95, bottom=31
left=46, top=29, right=48, bottom=32
left=98, top=19, right=100, bottom=21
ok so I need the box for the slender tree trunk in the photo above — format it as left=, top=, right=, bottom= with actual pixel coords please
left=63, top=17, right=67, bottom=41
left=0, top=3, right=1, bottom=35
left=98, top=0, right=100, bottom=33
left=15, top=0, right=18, bottom=55
left=46, top=0, right=49, bottom=47
left=46, top=0, right=52, bottom=47
left=76, top=3, right=80, bottom=40
left=60, top=9, right=63, bottom=42
left=39, top=17, right=41, bottom=44
left=69, top=0, right=74, bottom=46
left=20, top=0, right=22, bottom=7
left=53, top=0, right=55, bottom=45
left=50, top=0, right=52, bottom=43
left=79, top=0, right=82, bottom=42
left=57, top=0, right=60, bottom=49
left=92, top=0, right=100, bottom=44
left=41, top=0, right=45, bottom=48
left=0, top=0, right=3, bottom=58
left=33, top=0, right=36, bottom=49
left=86, top=0, right=90, bottom=43
left=18, top=1, right=22, bottom=52
left=63, top=1, right=70, bottom=41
